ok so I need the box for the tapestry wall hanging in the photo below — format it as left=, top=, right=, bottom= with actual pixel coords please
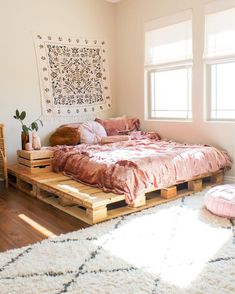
left=34, top=34, right=112, bottom=118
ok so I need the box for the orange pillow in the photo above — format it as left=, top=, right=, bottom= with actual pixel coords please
left=49, top=126, right=80, bottom=146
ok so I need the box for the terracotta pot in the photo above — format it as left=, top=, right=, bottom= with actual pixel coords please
left=21, top=132, right=29, bottom=150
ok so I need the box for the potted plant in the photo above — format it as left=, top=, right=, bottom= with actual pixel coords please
left=13, top=109, right=43, bottom=150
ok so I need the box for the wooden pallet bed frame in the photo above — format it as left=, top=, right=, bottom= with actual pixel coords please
left=7, top=164, right=224, bottom=225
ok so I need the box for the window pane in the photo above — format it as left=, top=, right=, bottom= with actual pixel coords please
left=150, top=67, right=192, bottom=119
left=210, top=62, right=235, bottom=119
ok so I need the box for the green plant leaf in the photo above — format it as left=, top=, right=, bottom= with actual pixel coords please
left=39, top=119, right=43, bottom=127
left=22, top=125, right=29, bottom=134
left=16, top=109, right=19, bottom=118
left=31, top=122, right=39, bottom=131
left=20, top=111, right=26, bottom=120
left=13, top=115, right=17, bottom=119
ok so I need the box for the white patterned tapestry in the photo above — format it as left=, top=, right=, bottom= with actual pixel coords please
left=34, top=34, right=112, bottom=118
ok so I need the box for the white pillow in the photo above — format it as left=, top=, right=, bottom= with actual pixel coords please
left=80, top=121, right=107, bottom=144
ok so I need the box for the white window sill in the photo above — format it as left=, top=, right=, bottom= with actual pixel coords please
left=206, top=119, right=235, bottom=124
left=145, top=118, right=192, bottom=123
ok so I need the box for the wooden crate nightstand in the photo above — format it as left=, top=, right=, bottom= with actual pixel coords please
left=17, top=149, right=53, bottom=173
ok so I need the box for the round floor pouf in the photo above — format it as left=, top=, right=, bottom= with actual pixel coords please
left=204, top=185, right=235, bottom=219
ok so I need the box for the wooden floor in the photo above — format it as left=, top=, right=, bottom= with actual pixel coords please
left=0, top=186, right=88, bottom=252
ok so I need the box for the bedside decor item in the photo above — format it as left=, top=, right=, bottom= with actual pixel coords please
left=13, top=109, right=43, bottom=150
left=32, top=130, right=41, bottom=150
left=25, top=142, right=33, bottom=151
left=34, top=34, right=112, bottom=119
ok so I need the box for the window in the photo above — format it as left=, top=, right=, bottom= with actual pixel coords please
left=145, top=11, right=193, bottom=120
left=205, top=2, right=235, bottom=120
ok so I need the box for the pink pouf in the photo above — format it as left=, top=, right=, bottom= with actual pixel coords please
left=204, top=185, right=235, bottom=219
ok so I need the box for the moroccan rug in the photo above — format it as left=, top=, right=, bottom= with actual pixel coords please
left=34, top=34, right=111, bottom=118
left=0, top=192, right=234, bottom=294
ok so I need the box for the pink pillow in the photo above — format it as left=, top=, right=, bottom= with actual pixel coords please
left=204, top=185, right=235, bottom=219
left=80, top=121, right=107, bottom=144
left=95, top=117, right=140, bottom=136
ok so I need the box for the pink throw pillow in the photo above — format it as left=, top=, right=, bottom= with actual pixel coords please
left=95, top=117, right=140, bottom=136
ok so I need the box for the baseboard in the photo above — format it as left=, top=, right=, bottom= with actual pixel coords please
left=224, top=175, right=235, bottom=184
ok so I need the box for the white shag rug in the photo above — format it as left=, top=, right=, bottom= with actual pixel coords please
left=0, top=192, right=235, bottom=294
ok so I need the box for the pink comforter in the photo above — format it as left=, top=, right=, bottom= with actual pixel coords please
left=52, top=139, right=231, bottom=204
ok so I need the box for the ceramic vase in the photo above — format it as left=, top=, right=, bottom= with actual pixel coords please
left=32, top=131, right=41, bottom=150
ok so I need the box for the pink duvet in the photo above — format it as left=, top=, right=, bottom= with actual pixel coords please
left=52, top=138, right=231, bottom=204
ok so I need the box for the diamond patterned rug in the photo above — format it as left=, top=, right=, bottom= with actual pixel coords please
left=0, top=192, right=234, bottom=293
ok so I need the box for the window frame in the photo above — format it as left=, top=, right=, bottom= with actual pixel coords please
left=145, top=61, right=193, bottom=121
left=144, top=10, right=193, bottom=121
left=206, top=57, right=235, bottom=121
left=204, top=2, right=235, bottom=122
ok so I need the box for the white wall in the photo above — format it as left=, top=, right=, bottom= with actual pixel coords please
left=1, top=0, right=235, bottom=180
left=116, top=0, right=235, bottom=178
left=0, top=0, right=116, bottom=163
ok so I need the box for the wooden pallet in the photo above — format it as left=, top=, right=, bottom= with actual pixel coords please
left=8, top=164, right=224, bottom=225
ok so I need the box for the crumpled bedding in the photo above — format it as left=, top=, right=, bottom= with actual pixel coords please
left=52, top=135, right=231, bottom=204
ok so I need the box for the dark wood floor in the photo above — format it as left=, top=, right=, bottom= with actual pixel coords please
left=0, top=187, right=89, bottom=252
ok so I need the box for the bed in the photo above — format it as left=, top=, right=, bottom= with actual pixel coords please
left=52, top=131, right=231, bottom=205
left=6, top=119, right=231, bottom=225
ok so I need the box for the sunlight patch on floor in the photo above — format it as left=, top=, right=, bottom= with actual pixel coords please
left=18, top=214, right=57, bottom=238
left=94, top=205, right=231, bottom=288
